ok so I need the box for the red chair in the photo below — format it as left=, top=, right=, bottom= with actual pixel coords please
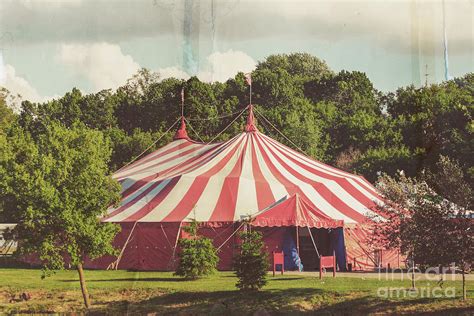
left=272, top=251, right=284, bottom=276
left=319, top=251, right=336, bottom=279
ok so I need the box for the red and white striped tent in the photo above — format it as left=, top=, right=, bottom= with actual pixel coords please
left=89, top=107, right=400, bottom=271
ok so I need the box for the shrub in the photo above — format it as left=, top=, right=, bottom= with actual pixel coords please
left=175, top=219, right=219, bottom=279
left=234, top=230, right=269, bottom=291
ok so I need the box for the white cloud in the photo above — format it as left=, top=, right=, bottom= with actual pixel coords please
left=4, top=47, right=255, bottom=106
left=157, top=66, right=190, bottom=81
left=57, top=44, right=255, bottom=90
left=4, top=64, right=41, bottom=101
left=58, top=42, right=140, bottom=91
left=2, top=64, right=58, bottom=110
left=198, top=49, right=256, bottom=82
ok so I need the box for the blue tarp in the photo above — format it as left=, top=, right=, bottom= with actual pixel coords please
left=282, top=229, right=303, bottom=271
left=330, top=227, right=347, bottom=271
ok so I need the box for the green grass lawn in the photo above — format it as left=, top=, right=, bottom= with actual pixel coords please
left=0, top=269, right=472, bottom=315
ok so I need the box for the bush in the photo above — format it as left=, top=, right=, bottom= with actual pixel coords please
left=234, top=230, right=269, bottom=291
left=175, top=219, right=219, bottom=279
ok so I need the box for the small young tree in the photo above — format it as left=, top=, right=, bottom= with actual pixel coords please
left=0, top=122, right=121, bottom=308
left=175, top=219, right=219, bottom=279
left=371, top=156, right=473, bottom=299
left=234, top=229, right=269, bottom=291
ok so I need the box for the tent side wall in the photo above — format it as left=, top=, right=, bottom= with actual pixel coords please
left=86, top=223, right=241, bottom=271
left=344, top=224, right=404, bottom=270
left=87, top=223, right=350, bottom=271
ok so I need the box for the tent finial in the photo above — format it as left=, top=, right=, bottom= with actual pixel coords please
left=174, top=116, right=189, bottom=140
left=245, top=104, right=258, bottom=132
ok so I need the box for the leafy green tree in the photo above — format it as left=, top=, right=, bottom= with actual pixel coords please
left=386, top=78, right=473, bottom=183
left=234, top=230, right=269, bottom=291
left=105, top=127, right=167, bottom=172
left=371, top=156, right=473, bottom=299
left=0, top=122, right=121, bottom=308
left=257, top=53, right=333, bottom=82
left=4, top=54, right=473, bottom=195
left=175, top=219, right=219, bottom=279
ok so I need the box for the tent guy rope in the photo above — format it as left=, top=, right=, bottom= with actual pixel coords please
left=115, top=117, right=180, bottom=173
left=253, top=107, right=309, bottom=156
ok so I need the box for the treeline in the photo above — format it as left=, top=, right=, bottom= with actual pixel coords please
left=1, top=53, right=473, bottom=186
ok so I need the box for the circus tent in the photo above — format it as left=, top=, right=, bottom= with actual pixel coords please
left=88, top=106, right=401, bottom=271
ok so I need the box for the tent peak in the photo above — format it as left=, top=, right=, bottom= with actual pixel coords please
left=173, top=116, right=190, bottom=140
left=245, top=104, right=258, bottom=132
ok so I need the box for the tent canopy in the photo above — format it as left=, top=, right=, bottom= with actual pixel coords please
left=251, top=193, right=344, bottom=228
left=104, top=106, right=384, bottom=226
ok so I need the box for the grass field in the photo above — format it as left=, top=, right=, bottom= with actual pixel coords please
left=0, top=269, right=472, bottom=315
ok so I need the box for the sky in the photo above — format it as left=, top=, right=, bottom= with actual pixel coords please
left=0, top=0, right=473, bottom=104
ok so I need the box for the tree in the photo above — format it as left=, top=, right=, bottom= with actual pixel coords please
left=0, top=122, right=121, bottom=308
left=105, top=127, right=166, bottom=172
left=371, top=156, right=473, bottom=299
left=386, top=78, right=474, bottom=183
left=175, top=218, right=219, bottom=279
left=256, top=53, right=333, bottom=82
left=234, top=230, right=269, bottom=291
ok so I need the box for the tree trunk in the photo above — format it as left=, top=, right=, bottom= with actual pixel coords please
left=462, top=268, right=466, bottom=301
left=411, top=259, right=416, bottom=290
left=77, top=263, right=91, bottom=308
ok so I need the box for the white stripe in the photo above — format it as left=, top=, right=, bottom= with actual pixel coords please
left=252, top=136, right=288, bottom=206
left=258, top=136, right=356, bottom=223
left=106, top=178, right=172, bottom=222
left=260, top=133, right=383, bottom=205
left=193, top=137, right=249, bottom=221
left=260, top=135, right=378, bottom=219
left=141, top=135, right=246, bottom=222
left=184, top=134, right=246, bottom=177
left=117, top=145, right=212, bottom=191
left=116, top=142, right=214, bottom=182
left=113, top=140, right=187, bottom=179
left=148, top=133, right=242, bottom=182
left=234, top=134, right=260, bottom=220
left=139, top=177, right=194, bottom=222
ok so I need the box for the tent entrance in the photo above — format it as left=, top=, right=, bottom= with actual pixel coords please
left=297, top=227, right=346, bottom=271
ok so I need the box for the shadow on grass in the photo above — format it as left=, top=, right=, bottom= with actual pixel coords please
left=270, top=277, right=305, bottom=281
left=88, top=287, right=473, bottom=316
left=61, top=277, right=188, bottom=283
left=316, top=296, right=473, bottom=315
left=89, top=288, right=322, bottom=315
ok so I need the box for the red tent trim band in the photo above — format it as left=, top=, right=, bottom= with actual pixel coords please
left=86, top=108, right=403, bottom=271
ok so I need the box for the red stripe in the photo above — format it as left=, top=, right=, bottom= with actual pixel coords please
left=250, top=136, right=275, bottom=211
left=119, top=144, right=222, bottom=199
left=253, top=135, right=323, bottom=214
left=262, top=134, right=379, bottom=196
left=118, top=144, right=208, bottom=181
left=114, top=139, right=231, bottom=218
left=125, top=176, right=180, bottom=222
left=157, top=134, right=242, bottom=181
left=117, top=141, right=199, bottom=180
left=118, top=140, right=192, bottom=175
left=162, top=136, right=246, bottom=222
left=258, top=136, right=366, bottom=223
left=208, top=136, right=249, bottom=222
left=104, top=179, right=166, bottom=221
left=261, top=135, right=378, bottom=218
